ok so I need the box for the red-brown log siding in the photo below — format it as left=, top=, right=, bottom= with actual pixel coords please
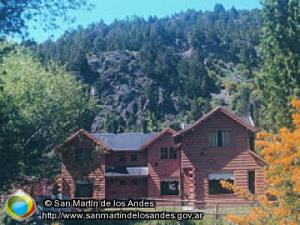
left=105, top=177, right=148, bottom=199
left=59, top=136, right=105, bottom=199
left=106, top=151, right=147, bottom=167
left=57, top=108, right=266, bottom=206
left=147, top=132, right=181, bottom=201
left=179, top=111, right=266, bottom=204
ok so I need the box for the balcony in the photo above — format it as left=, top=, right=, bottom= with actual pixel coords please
left=105, top=166, right=148, bottom=177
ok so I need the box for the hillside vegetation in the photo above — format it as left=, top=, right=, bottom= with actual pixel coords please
left=30, top=5, right=262, bottom=132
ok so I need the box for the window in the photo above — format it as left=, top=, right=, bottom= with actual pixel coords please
left=208, top=173, right=234, bottom=195
left=119, top=180, right=126, bottom=186
left=208, top=130, right=230, bottom=148
left=75, top=149, right=91, bottom=161
left=160, top=147, right=168, bottom=159
left=119, top=154, right=126, bottom=163
left=160, top=147, right=177, bottom=159
left=131, top=153, right=138, bottom=161
left=161, top=181, right=179, bottom=195
left=131, top=179, right=138, bottom=185
left=75, top=180, right=93, bottom=198
left=217, top=130, right=224, bottom=147
left=169, top=147, right=177, bottom=159
left=249, top=134, right=255, bottom=151
left=248, top=171, right=255, bottom=194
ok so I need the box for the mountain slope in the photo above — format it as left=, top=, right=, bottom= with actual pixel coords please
left=31, top=5, right=262, bottom=132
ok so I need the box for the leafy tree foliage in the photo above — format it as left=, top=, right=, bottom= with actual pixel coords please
left=0, top=42, right=98, bottom=189
left=221, top=98, right=300, bottom=224
left=146, top=111, right=159, bottom=132
left=31, top=6, right=262, bottom=131
left=256, top=0, right=300, bottom=131
left=231, top=84, right=252, bottom=116
left=0, top=0, right=91, bottom=36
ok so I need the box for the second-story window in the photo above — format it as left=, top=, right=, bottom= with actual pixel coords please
left=160, top=147, right=168, bottom=159
left=208, top=130, right=230, bottom=148
left=119, top=180, right=126, bottom=186
left=119, top=154, right=126, bottom=163
left=75, top=149, right=91, bottom=161
left=131, top=179, right=138, bottom=185
left=169, top=147, right=177, bottom=159
left=249, top=134, right=255, bottom=151
left=160, top=147, right=177, bottom=159
left=131, top=153, right=138, bottom=161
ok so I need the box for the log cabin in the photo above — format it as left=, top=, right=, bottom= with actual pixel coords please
left=55, top=106, right=267, bottom=207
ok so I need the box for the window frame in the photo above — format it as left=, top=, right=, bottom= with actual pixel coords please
left=248, top=170, right=256, bottom=194
left=217, top=130, right=224, bottom=147
left=119, top=180, right=126, bottom=186
left=131, top=153, right=138, bottom=161
left=208, top=172, right=234, bottom=195
left=75, top=180, right=94, bottom=198
left=249, top=134, right=255, bottom=151
left=160, top=146, right=177, bottom=159
left=74, top=148, right=92, bottom=162
left=118, top=154, right=126, bottom=163
left=169, top=147, right=177, bottom=159
left=208, top=130, right=230, bottom=148
left=131, top=179, right=138, bottom=185
left=160, top=147, right=168, bottom=159
left=160, top=180, right=180, bottom=196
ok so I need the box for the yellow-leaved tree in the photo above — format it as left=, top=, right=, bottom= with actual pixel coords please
left=221, top=98, right=300, bottom=225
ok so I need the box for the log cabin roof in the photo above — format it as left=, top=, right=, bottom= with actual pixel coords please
left=55, top=129, right=111, bottom=151
left=92, top=133, right=157, bottom=151
left=174, top=106, right=257, bottom=137
left=56, top=107, right=257, bottom=152
left=140, top=128, right=176, bottom=150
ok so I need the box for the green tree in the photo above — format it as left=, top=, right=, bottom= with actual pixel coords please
left=187, top=97, right=211, bottom=121
left=68, top=50, right=98, bottom=84
left=33, top=6, right=262, bottom=132
left=147, top=111, right=159, bottom=132
left=256, top=0, right=300, bottom=131
left=0, top=0, right=92, bottom=36
left=0, top=43, right=98, bottom=189
left=232, top=84, right=251, bottom=116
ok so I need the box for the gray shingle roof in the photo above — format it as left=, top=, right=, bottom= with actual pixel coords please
left=92, top=133, right=157, bottom=151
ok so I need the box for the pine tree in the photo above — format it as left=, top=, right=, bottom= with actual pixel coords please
left=147, top=112, right=158, bottom=132
left=256, top=0, right=300, bottom=131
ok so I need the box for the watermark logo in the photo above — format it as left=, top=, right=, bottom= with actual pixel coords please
left=4, top=189, right=37, bottom=221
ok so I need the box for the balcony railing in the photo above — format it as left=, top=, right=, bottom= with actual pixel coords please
left=105, top=166, right=148, bottom=177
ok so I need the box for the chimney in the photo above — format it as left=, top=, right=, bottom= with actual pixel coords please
left=180, top=122, right=192, bottom=130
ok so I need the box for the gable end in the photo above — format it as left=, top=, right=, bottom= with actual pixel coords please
left=174, top=107, right=257, bottom=138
